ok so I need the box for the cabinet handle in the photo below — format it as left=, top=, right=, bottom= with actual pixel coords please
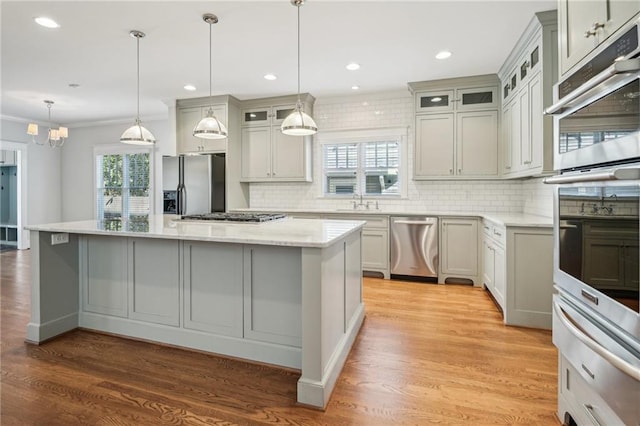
left=483, top=226, right=490, bottom=231
left=591, top=22, right=605, bottom=31
left=449, top=169, right=453, bottom=174
left=522, top=60, right=530, bottom=69
left=583, top=404, right=603, bottom=426
left=458, top=169, right=462, bottom=174
left=523, top=160, right=532, bottom=165
left=493, top=230, right=502, bottom=237
left=584, top=29, right=597, bottom=38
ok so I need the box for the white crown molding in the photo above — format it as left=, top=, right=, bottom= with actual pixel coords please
left=65, top=114, right=168, bottom=129
left=0, top=114, right=50, bottom=126
left=315, top=89, right=411, bottom=106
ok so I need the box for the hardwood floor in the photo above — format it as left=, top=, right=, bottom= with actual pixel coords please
left=1, top=249, right=559, bottom=425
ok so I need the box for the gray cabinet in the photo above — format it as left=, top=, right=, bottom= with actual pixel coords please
left=183, top=241, right=243, bottom=336
left=481, top=220, right=553, bottom=329
left=498, top=10, right=557, bottom=178
left=81, top=235, right=128, bottom=317
left=177, top=105, right=227, bottom=154
left=440, top=218, right=479, bottom=285
left=240, top=95, right=313, bottom=183
left=558, top=0, right=640, bottom=76
left=243, top=245, right=302, bottom=347
left=410, top=75, right=500, bottom=180
left=128, top=238, right=180, bottom=326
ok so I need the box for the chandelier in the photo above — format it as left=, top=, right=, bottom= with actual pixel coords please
left=27, top=100, right=68, bottom=147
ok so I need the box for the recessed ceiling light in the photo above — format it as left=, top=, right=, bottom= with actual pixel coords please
left=346, top=63, right=360, bottom=71
left=183, top=84, right=196, bottom=91
left=34, top=17, right=60, bottom=28
left=435, top=50, right=452, bottom=60
left=352, top=85, right=360, bottom=90
left=68, top=83, right=80, bottom=88
left=264, top=74, right=277, bottom=80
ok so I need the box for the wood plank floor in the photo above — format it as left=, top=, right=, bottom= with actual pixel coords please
left=1, top=249, right=559, bottom=425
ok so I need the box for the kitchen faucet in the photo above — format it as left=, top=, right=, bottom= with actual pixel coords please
left=351, top=193, right=379, bottom=210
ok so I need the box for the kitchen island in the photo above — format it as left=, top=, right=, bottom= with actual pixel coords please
left=25, top=215, right=365, bottom=409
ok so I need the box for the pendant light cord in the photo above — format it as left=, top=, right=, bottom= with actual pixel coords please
left=296, top=3, right=301, bottom=105
left=136, top=34, right=141, bottom=122
left=209, top=21, right=213, bottom=101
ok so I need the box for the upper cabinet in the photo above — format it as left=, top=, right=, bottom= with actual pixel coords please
left=498, top=10, right=558, bottom=178
left=176, top=95, right=241, bottom=155
left=558, top=0, right=640, bottom=76
left=409, top=75, right=500, bottom=180
left=240, top=94, right=314, bottom=183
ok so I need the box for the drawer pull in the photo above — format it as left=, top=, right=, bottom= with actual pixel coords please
left=581, top=289, right=599, bottom=305
left=553, top=300, right=640, bottom=380
left=493, top=230, right=502, bottom=237
left=583, top=404, right=603, bottom=426
left=581, top=363, right=595, bottom=380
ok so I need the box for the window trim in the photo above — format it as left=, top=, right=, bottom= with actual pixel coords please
left=317, top=127, right=408, bottom=198
left=93, top=144, right=155, bottom=220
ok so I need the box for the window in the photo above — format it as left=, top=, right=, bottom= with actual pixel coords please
left=321, top=129, right=405, bottom=197
left=95, top=147, right=152, bottom=221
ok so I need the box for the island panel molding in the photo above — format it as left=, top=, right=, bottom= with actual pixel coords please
left=25, top=215, right=365, bottom=409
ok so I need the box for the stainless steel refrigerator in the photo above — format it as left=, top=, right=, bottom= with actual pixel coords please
left=162, top=154, right=225, bottom=215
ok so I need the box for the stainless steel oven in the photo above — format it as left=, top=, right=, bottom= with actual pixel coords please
left=545, top=16, right=640, bottom=425
left=546, top=16, right=640, bottom=171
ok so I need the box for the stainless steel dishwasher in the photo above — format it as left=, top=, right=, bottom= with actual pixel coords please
left=390, top=216, right=438, bottom=281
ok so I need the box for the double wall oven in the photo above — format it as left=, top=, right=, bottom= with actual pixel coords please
left=545, top=14, right=640, bottom=426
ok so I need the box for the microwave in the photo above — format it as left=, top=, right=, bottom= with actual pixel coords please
left=546, top=17, right=640, bottom=172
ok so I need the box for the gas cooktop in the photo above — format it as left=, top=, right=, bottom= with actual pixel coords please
left=180, top=212, right=287, bottom=223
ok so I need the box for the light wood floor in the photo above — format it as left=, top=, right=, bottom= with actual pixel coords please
left=1, top=249, right=560, bottom=425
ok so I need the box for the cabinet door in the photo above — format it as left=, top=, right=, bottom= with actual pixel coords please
left=415, top=90, right=455, bottom=113
left=178, top=105, right=227, bottom=154
left=272, top=104, right=297, bottom=126
left=509, top=97, right=523, bottom=172
left=456, top=111, right=498, bottom=177
left=559, top=0, right=605, bottom=75
left=501, top=104, right=513, bottom=174
left=441, top=219, right=478, bottom=276
left=528, top=72, right=543, bottom=170
left=271, top=128, right=306, bottom=180
left=482, top=240, right=495, bottom=291
left=241, top=126, right=271, bottom=180
left=414, top=114, right=455, bottom=177
left=493, top=245, right=506, bottom=310
left=362, top=229, right=389, bottom=271
left=242, top=107, right=271, bottom=127
left=82, top=236, right=128, bottom=317
left=457, top=87, right=498, bottom=111
left=518, top=88, right=531, bottom=169
left=605, top=0, right=640, bottom=40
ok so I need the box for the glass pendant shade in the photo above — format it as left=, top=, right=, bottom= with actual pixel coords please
left=281, top=106, right=318, bottom=136
left=193, top=108, right=228, bottom=139
left=120, top=119, right=156, bottom=145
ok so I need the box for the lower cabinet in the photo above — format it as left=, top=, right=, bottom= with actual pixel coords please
left=326, top=214, right=389, bottom=278
left=481, top=220, right=553, bottom=329
left=440, top=218, right=479, bottom=285
left=183, top=241, right=243, bottom=336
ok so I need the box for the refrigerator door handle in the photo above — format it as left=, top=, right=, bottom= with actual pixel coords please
left=553, top=300, right=640, bottom=380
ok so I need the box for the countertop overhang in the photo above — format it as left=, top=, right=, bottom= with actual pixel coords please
left=25, top=215, right=366, bottom=248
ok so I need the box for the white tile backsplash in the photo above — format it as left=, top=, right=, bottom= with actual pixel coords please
left=249, top=92, right=554, bottom=217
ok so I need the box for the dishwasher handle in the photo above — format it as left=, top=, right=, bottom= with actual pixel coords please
left=392, top=219, right=437, bottom=225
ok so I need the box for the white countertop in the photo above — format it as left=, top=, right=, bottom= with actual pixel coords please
left=25, top=215, right=366, bottom=248
left=235, top=208, right=553, bottom=228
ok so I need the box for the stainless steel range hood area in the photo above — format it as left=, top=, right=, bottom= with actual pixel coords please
left=162, top=154, right=226, bottom=215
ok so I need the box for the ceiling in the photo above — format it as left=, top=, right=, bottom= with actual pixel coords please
left=1, top=0, right=557, bottom=126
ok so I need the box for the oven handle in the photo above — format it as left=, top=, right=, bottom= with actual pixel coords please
left=553, top=300, right=640, bottom=381
left=543, top=168, right=640, bottom=184
left=544, top=58, right=640, bottom=115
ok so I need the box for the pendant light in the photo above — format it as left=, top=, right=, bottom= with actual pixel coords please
left=281, top=0, right=318, bottom=136
left=193, top=14, right=227, bottom=140
left=120, top=30, right=156, bottom=145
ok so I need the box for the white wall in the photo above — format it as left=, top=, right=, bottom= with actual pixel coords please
left=249, top=91, right=554, bottom=217
left=1, top=118, right=63, bottom=247
left=61, top=119, right=168, bottom=221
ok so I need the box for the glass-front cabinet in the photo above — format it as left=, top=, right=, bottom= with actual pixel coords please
left=241, top=105, right=296, bottom=127
left=415, top=87, right=497, bottom=113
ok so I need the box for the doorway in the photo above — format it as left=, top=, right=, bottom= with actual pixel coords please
left=0, top=143, right=27, bottom=250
